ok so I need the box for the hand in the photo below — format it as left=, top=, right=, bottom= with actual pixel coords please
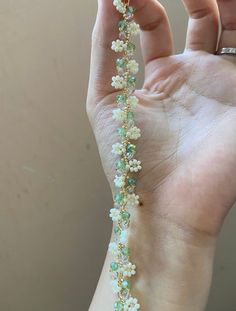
left=87, top=1, right=236, bottom=310
left=87, top=0, right=236, bottom=236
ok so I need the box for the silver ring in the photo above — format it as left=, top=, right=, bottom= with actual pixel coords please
left=216, top=47, right=236, bottom=56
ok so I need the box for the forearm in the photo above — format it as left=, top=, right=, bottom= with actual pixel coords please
left=89, top=199, right=217, bottom=311
left=129, top=212, right=216, bottom=311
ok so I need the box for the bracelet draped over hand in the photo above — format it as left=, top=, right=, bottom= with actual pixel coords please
left=108, top=1, right=142, bottom=310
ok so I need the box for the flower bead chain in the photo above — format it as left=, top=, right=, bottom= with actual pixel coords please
left=108, top=1, right=142, bottom=310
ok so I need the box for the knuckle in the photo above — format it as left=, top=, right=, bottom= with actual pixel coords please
left=222, top=21, right=236, bottom=30
left=190, top=6, right=216, bottom=20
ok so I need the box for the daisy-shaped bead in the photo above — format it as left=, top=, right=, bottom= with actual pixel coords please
left=111, top=75, right=127, bottom=89
left=109, top=208, right=121, bottom=222
left=127, top=126, right=141, bottom=140
left=124, top=297, right=140, bottom=311
left=127, top=96, right=139, bottom=109
left=111, top=40, right=127, bottom=53
left=108, top=242, right=119, bottom=256
left=126, top=159, right=142, bottom=172
left=112, top=108, right=127, bottom=122
left=113, top=0, right=126, bottom=14
left=124, top=193, right=140, bottom=208
left=114, top=175, right=126, bottom=188
left=127, top=21, right=140, bottom=36
left=120, top=262, right=136, bottom=277
left=112, top=142, right=126, bottom=155
left=127, top=60, right=139, bottom=75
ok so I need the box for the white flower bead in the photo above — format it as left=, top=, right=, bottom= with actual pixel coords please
left=109, top=208, right=121, bottom=222
left=108, top=242, right=119, bottom=255
left=126, top=159, right=142, bottom=173
left=120, top=229, right=128, bottom=244
left=112, top=142, right=126, bottom=155
left=128, top=21, right=140, bottom=36
left=120, top=262, right=136, bottom=277
left=111, top=279, right=121, bottom=294
left=114, top=175, right=126, bottom=188
left=127, top=126, right=141, bottom=140
left=111, top=39, right=127, bottom=53
left=112, top=108, right=127, bottom=122
left=127, top=60, right=139, bottom=75
left=113, top=0, right=126, bottom=14
left=111, top=75, right=127, bottom=89
left=124, top=297, right=140, bottom=311
left=127, top=96, right=139, bottom=109
left=124, top=193, right=140, bottom=208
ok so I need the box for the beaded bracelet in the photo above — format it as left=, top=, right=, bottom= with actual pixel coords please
left=108, top=1, right=141, bottom=310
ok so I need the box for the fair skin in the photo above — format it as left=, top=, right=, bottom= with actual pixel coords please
left=86, top=0, right=236, bottom=310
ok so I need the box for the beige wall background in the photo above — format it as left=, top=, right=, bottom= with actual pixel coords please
left=0, top=0, right=235, bottom=310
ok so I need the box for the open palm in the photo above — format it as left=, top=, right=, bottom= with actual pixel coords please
left=87, top=0, right=236, bottom=237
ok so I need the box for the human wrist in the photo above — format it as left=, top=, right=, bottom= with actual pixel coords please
left=127, top=202, right=217, bottom=311
left=89, top=195, right=217, bottom=311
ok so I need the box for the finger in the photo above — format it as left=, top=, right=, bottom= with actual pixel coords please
left=181, top=0, right=219, bottom=53
left=88, top=0, right=173, bottom=107
left=87, top=0, right=121, bottom=105
left=135, top=0, right=173, bottom=65
left=217, top=0, right=236, bottom=48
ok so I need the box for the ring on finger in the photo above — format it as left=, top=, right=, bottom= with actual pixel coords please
left=215, top=47, right=236, bottom=56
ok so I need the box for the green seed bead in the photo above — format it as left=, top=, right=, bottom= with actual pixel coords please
left=117, top=127, right=126, bottom=137
left=127, top=42, right=136, bottom=53
left=127, top=143, right=136, bottom=153
left=114, top=192, right=124, bottom=204
left=122, top=247, right=130, bottom=257
left=122, top=280, right=131, bottom=289
left=127, top=177, right=136, bottom=186
left=114, top=301, right=124, bottom=311
left=116, top=94, right=126, bottom=103
left=121, top=211, right=130, bottom=221
left=116, top=58, right=126, bottom=69
left=127, top=76, right=136, bottom=86
left=118, top=20, right=127, bottom=31
left=127, top=6, right=135, bottom=14
left=114, top=225, right=121, bottom=235
left=116, top=159, right=126, bottom=171
left=127, top=111, right=134, bottom=121
left=110, top=262, right=119, bottom=272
